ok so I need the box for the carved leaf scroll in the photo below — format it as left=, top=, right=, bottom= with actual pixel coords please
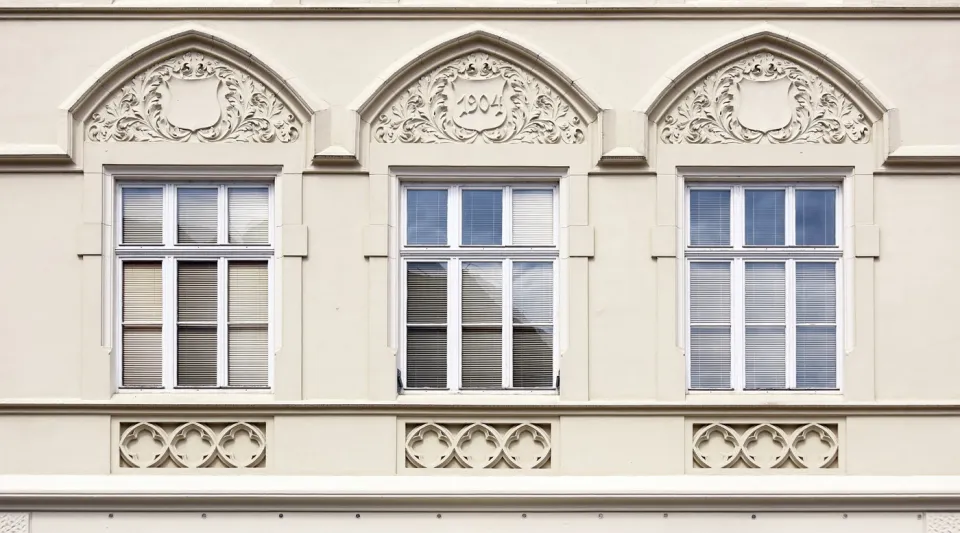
left=660, top=52, right=870, bottom=145
left=86, top=51, right=301, bottom=143
left=375, top=52, right=585, bottom=144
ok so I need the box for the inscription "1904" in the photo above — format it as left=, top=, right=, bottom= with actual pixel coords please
left=450, top=77, right=509, bottom=132
left=457, top=94, right=504, bottom=118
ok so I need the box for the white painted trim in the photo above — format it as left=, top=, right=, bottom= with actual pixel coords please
left=4, top=475, right=960, bottom=511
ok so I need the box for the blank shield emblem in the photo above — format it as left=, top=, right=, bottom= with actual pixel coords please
left=450, top=76, right=509, bottom=132
left=164, top=77, right=223, bottom=132
left=735, top=78, right=794, bottom=133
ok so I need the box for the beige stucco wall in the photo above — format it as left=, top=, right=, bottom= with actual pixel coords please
left=0, top=5, right=957, bottom=486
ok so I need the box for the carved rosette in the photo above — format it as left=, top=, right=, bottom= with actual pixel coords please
left=86, top=51, right=301, bottom=143
left=375, top=52, right=585, bottom=144
left=660, top=53, right=870, bottom=145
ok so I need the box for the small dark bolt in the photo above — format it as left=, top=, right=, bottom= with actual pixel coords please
left=751, top=515, right=757, bottom=520
left=918, top=514, right=923, bottom=520
left=598, top=513, right=604, bottom=519
left=843, top=514, right=848, bottom=519
left=522, top=514, right=527, bottom=519
left=202, top=514, right=207, bottom=519
left=108, top=514, right=114, bottom=519
left=663, top=514, right=668, bottom=518
left=437, top=514, right=442, bottom=519
left=279, top=514, right=284, bottom=519
left=355, top=514, right=361, bottom=519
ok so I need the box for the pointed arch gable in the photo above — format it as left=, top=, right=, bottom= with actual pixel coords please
left=638, top=24, right=895, bottom=145
left=352, top=25, right=604, bottom=145
left=63, top=24, right=326, bottom=146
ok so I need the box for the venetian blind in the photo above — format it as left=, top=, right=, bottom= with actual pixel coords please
left=121, top=188, right=163, bottom=244
left=121, top=262, right=163, bottom=387
left=689, top=262, right=731, bottom=389
left=745, top=190, right=785, bottom=246
left=512, top=190, right=554, bottom=246
left=177, top=188, right=218, bottom=244
left=689, top=190, right=731, bottom=246
left=228, top=188, right=270, bottom=245
left=744, top=262, right=786, bottom=389
left=512, top=262, right=554, bottom=388
left=177, top=262, right=218, bottom=387
left=461, top=262, right=503, bottom=389
left=228, top=262, right=269, bottom=388
left=462, top=190, right=502, bottom=246
left=406, top=263, right=447, bottom=388
left=796, top=262, right=837, bottom=389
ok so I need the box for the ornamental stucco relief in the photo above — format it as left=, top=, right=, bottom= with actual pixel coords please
left=118, top=421, right=266, bottom=468
left=404, top=421, right=552, bottom=469
left=660, top=53, right=870, bottom=145
left=0, top=515, right=28, bottom=533
left=374, top=53, right=585, bottom=144
left=928, top=514, right=960, bottom=533
left=86, top=51, right=301, bottom=143
left=692, top=422, right=839, bottom=469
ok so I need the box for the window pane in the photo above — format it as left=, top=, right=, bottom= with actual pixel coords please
left=745, top=189, right=785, bottom=246
left=462, top=263, right=502, bottom=324
left=123, top=262, right=163, bottom=322
left=228, top=262, right=269, bottom=323
left=228, top=262, right=269, bottom=388
left=462, top=189, right=502, bottom=245
left=744, top=262, right=786, bottom=390
left=513, top=262, right=552, bottom=324
left=407, top=263, right=447, bottom=324
left=121, top=188, right=163, bottom=244
left=797, top=326, right=837, bottom=389
left=407, top=189, right=447, bottom=246
left=796, top=263, right=836, bottom=323
left=689, top=326, right=731, bottom=390
left=228, top=327, right=269, bottom=388
left=745, top=262, right=786, bottom=323
left=513, top=326, right=554, bottom=388
left=406, top=328, right=447, bottom=389
left=745, top=327, right=786, bottom=389
left=461, top=328, right=502, bottom=390
left=177, top=188, right=218, bottom=244
left=122, top=327, right=162, bottom=388
left=689, top=262, right=731, bottom=323
left=177, top=326, right=217, bottom=387
left=177, top=262, right=218, bottom=322
left=796, top=190, right=836, bottom=246
left=689, top=189, right=730, bottom=246
left=512, top=189, right=554, bottom=245
left=228, top=187, right=269, bottom=244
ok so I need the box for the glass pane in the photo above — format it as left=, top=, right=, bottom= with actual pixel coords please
left=462, top=189, right=502, bottom=245
left=228, top=188, right=269, bottom=244
left=513, top=326, right=554, bottom=388
left=406, top=263, right=447, bottom=324
left=796, top=263, right=836, bottom=323
left=461, top=327, right=502, bottom=390
left=513, top=262, right=553, bottom=324
left=796, top=190, right=836, bottom=246
left=462, top=263, right=502, bottom=324
left=689, top=326, right=731, bottom=390
left=689, top=189, right=730, bottom=246
left=745, top=326, right=786, bottom=390
left=406, top=328, right=447, bottom=389
left=177, top=326, right=217, bottom=387
left=177, top=188, right=218, bottom=244
left=407, top=189, right=447, bottom=246
left=228, top=326, right=269, bottom=388
left=121, top=188, right=163, bottom=244
left=745, top=189, right=785, bottom=246
left=228, top=262, right=269, bottom=323
left=796, top=326, right=837, bottom=389
left=123, top=262, right=163, bottom=322
left=512, top=189, right=554, bottom=245
left=689, top=262, right=731, bottom=323
left=177, top=262, right=218, bottom=322
left=745, top=262, right=785, bottom=323
left=121, top=326, right=162, bottom=388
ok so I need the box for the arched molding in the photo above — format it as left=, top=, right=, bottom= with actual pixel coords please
left=350, top=24, right=604, bottom=145
left=59, top=23, right=327, bottom=156
left=637, top=23, right=896, bottom=146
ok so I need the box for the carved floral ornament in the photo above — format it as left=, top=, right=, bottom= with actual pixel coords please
left=374, top=52, right=586, bottom=144
left=660, top=52, right=870, bottom=145
left=86, top=51, right=302, bottom=143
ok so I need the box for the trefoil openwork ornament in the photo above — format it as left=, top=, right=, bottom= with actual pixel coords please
left=660, top=53, right=870, bottom=145
left=374, top=52, right=585, bottom=144
left=86, top=51, right=301, bottom=143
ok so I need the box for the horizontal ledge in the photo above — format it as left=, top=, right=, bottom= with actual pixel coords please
left=0, top=144, right=73, bottom=165
left=4, top=475, right=960, bottom=511
left=884, top=145, right=960, bottom=165
left=7, top=399, right=960, bottom=416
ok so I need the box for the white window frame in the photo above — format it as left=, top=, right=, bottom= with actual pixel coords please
left=114, top=181, right=275, bottom=391
left=683, top=181, right=844, bottom=393
left=399, top=183, right=560, bottom=394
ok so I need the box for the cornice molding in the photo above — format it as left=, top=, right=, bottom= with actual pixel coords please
left=3, top=475, right=960, bottom=511
left=7, top=399, right=960, bottom=416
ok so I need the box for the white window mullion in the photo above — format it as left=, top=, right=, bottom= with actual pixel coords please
left=503, top=186, right=513, bottom=246
left=786, top=259, right=797, bottom=389
left=165, top=184, right=176, bottom=248
left=218, top=184, right=229, bottom=245
left=450, top=186, right=461, bottom=250
left=502, top=258, right=513, bottom=389
left=449, top=258, right=461, bottom=392
left=731, top=258, right=745, bottom=391
left=164, top=256, right=176, bottom=389
left=786, top=187, right=797, bottom=246
left=217, top=258, right=228, bottom=387
left=733, top=185, right=744, bottom=249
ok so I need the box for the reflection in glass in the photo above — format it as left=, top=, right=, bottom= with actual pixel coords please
left=407, top=190, right=448, bottom=246
left=690, top=190, right=731, bottom=246
left=462, top=190, right=502, bottom=245
left=745, top=189, right=785, bottom=246
left=796, top=190, right=836, bottom=246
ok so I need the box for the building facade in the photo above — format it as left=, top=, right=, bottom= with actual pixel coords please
left=1, top=2, right=960, bottom=532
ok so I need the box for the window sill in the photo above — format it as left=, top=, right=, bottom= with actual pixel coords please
left=685, top=391, right=844, bottom=406
left=111, top=391, right=275, bottom=404
left=397, top=392, right=560, bottom=406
